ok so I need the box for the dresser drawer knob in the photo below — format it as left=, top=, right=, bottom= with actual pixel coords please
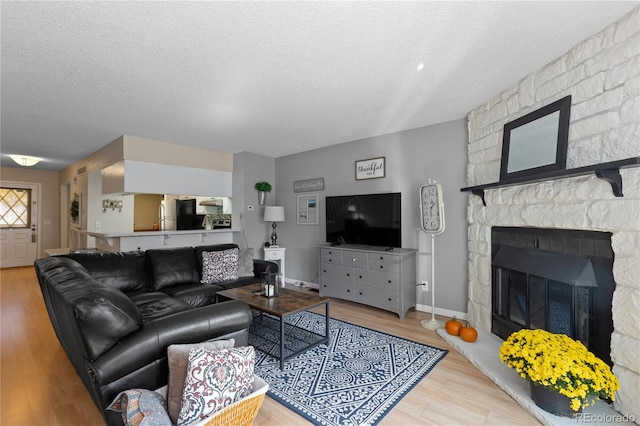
left=380, top=256, right=383, bottom=260
left=346, top=273, right=350, bottom=277
left=388, top=280, right=392, bottom=284
left=380, top=265, right=384, bottom=269
left=359, top=275, right=363, bottom=279
left=359, top=292, right=363, bottom=295
left=329, top=259, right=332, bottom=262
left=347, top=289, right=350, bottom=292
left=352, top=258, right=357, bottom=262
left=388, top=298, right=392, bottom=301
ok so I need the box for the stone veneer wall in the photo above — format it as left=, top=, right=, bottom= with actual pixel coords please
left=465, top=7, right=640, bottom=420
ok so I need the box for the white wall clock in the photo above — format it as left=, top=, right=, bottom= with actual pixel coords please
left=420, top=182, right=445, bottom=234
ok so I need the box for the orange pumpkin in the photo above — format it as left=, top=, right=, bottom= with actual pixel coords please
left=460, top=322, right=478, bottom=342
left=445, top=317, right=462, bottom=336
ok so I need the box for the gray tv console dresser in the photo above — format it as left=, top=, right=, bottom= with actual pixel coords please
left=317, top=244, right=417, bottom=319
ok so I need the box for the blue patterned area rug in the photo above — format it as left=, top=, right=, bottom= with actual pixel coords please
left=248, top=310, right=448, bottom=426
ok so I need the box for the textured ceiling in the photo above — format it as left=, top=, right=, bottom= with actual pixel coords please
left=1, top=1, right=637, bottom=171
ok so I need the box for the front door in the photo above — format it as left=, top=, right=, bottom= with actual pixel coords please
left=0, top=182, right=39, bottom=268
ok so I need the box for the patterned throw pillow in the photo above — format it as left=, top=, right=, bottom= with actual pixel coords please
left=201, top=248, right=239, bottom=283
left=177, top=346, right=255, bottom=426
left=166, top=339, right=235, bottom=424
left=107, top=389, right=172, bottom=426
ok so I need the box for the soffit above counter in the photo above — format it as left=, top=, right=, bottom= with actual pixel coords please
left=101, top=160, right=232, bottom=196
left=61, top=134, right=234, bottom=186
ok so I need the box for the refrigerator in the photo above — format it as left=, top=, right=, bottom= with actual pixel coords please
left=159, top=195, right=177, bottom=231
left=175, top=199, right=204, bottom=230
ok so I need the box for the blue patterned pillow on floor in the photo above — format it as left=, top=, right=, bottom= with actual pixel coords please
left=108, top=389, right=172, bottom=426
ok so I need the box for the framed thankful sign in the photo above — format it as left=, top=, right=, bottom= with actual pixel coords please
left=355, top=157, right=385, bottom=180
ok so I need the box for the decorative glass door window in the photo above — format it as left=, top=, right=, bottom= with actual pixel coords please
left=0, top=187, right=31, bottom=228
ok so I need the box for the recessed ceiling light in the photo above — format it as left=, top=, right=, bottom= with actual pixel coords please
left=9, top=154, right=42, bottom=167
left=416, top=63, right=425, bottom=71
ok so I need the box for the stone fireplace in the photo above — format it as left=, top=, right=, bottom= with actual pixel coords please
left=465, top=6, right=639, bottom=420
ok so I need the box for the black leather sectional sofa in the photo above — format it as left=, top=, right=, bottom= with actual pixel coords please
left=34, top=243, right=277, bottom=425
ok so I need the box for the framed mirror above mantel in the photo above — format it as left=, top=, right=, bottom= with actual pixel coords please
left=500, top=96, right=571, bottom=181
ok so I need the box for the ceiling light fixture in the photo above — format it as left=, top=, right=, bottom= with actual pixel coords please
left=416, top=63, right=425, bottom=71
left=9, top=154, right=42, bottom=167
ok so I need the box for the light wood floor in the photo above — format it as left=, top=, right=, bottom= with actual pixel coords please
left=1, top=266, right=539, bottom=425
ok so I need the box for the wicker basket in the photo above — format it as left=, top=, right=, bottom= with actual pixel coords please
left=197, top=375, right=268, bottom=426
left=157, top=375, right=269, bottom=426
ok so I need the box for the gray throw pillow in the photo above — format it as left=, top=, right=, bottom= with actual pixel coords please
left=166, top=339, right=235, bottom=423
left=238, top=248, right=254, bottom=277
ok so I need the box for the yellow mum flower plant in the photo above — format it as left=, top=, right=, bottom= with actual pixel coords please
left=499, top=329, right=619, bottom=411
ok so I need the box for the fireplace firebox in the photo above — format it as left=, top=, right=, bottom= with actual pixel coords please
left=491, top=227, right=615, bottom=366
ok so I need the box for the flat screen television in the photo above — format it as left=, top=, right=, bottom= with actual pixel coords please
left=325, top=193, right=401, bottom=248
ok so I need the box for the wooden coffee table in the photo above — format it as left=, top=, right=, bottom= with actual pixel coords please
left=217, top=283, right=330, bottom=369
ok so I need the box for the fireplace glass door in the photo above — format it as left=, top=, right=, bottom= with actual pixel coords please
left=494, top=267, right=592, bottom=340
left=491, top=227, right=614, bottom=366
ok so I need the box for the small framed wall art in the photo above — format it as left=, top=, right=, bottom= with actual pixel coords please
left=500, top=95, right=571, bottom=181
left=297, top=194, right=318, bottom=225
left=355, top=157, right=385, bottom=180
left=293, top=178, right=324, bottom=193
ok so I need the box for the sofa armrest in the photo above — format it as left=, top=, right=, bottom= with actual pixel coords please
left=253, top=259, right=278, bottom=277
left=90, top=300, right=252, bottom=386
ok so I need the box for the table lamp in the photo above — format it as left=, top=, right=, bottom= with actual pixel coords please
left=264, top=206, right=285, bottom=247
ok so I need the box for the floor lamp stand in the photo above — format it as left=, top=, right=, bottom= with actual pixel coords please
left=421, top=234, right=445, bottom=330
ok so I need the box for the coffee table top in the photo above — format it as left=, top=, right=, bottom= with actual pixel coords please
left=217, top=283, right=329, bottom=317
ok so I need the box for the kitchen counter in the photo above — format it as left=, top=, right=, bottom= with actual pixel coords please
left=87, top=229, right=234, bottom=237
left=87, top=229, right=237, bottom=252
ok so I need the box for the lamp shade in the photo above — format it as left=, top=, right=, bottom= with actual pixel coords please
left=264, top=206, right=285, bottom=222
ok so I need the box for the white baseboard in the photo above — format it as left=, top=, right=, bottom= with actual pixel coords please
left=415, top=303, right=467, bottom=321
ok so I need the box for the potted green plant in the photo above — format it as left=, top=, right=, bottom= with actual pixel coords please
left=499, top=329, right=619, bottom=416
left=254, top=181, right=272, bottom=205
left=69, top=198, right=79, bottom=224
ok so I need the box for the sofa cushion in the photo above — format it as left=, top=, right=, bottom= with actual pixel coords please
left=166, top=339, right=235, bottom=423
left=214, top=276, right=260, bottom=290
left=201, top=248, right=238, bottom=283
left=146, top=247, right=199, bottom=291
left=64, top=251, right=151, bottom=293
left=135, top=296, right=193, bottom=322
left=161, top=283, right=224, bottom=307
left=74, top=285, right=143, bottom=360
left=39, top=257, right=143, bottom=360
left=128, top=292, right=175, bottom=306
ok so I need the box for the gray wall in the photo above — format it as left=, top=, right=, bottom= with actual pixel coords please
left=273, top=118, right=469, bottom=314
left=232, top=152, right=277, bottom=252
